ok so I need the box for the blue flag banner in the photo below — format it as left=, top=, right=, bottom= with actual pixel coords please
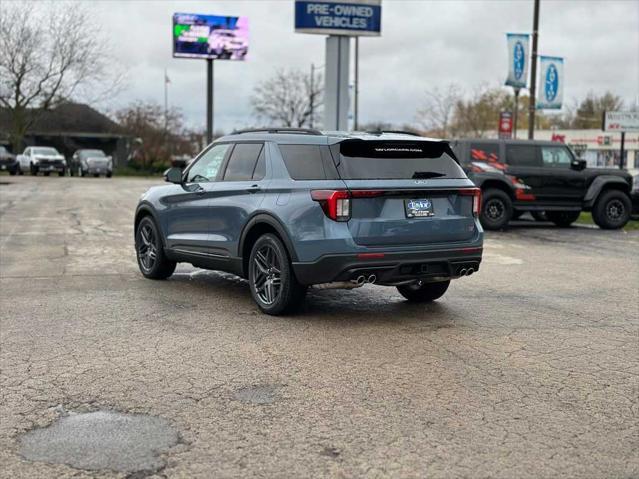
left=505, top=33, right=530, bottom=88
left=537, top=56, right=564, bottom=110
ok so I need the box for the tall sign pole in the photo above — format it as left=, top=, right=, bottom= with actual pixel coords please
left=294, top=0, right=381, bottom=131
left=528, top=0, right=540, bottom=139
left=513, top=88, right=520, bottom=139
left=173, top=13, right=249, bottom=144
left=354, top=36, right=359, bottom=130
left=206, top=59, right=214, bottom=144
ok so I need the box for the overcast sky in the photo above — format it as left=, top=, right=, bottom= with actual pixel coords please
left=86, top=0, right=639, bottom=131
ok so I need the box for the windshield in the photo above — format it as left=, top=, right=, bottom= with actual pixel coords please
left=34, top=147, right=59, bottom=155
left=80, top=150, right=105, bottom=158
left=333, top=140, right=466, bottom=180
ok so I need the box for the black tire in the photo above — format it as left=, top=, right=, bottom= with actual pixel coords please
left=93, top=173, right=99, bottom=178
left=397, top=280, right=450, bottom=303
left=106, top=172, right=112, bottom=178
left=135, top=216, right=176, bottom=279
left=80, top=167, right=85, bottom=177
left=248, top=233, right=307, bottom=315
left=546, top=210, right=580, bottom=227
left=44, top=172, right=50, bottom=176
left=592, top=190, right=631, bottom=230
left=9, top=169, right=16, bottom=176
left=30, top=165, right=38, bottom=176
left=18, top=168, right=24, bottom=175
left=480, top=188, right=512, bottom=230
left=58, top=169, right=65, bottom=177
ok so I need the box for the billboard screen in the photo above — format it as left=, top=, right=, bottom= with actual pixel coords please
left=173, top=13, right=249, bottom=60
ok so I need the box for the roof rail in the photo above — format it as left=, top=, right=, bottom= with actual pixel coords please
left=232, top=127, right=324, bottom=136
left=366, top=130, right=422, bottom=137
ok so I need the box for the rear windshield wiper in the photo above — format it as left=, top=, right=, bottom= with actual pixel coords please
left=412, top=171, right=445, bottom=179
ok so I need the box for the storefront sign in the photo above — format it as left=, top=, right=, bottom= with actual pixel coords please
left=498, top=111, right=513, bottom=139
left=603, top=111, right=639, bottom=132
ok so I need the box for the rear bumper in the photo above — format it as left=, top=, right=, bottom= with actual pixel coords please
left=292, top=247, right=483, bottom=285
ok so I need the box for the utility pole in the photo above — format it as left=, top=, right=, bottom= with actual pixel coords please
left=619, top=132, right=626, bottom=170
left=354, top=37, right=359, bottom=131
left=528, top=0, right=540, bottom=139
left=513, top=88, right=520, bottom=139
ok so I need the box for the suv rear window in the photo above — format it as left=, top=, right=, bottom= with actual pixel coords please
left=334, top=140, right=465, bottom=180
left=279, top=145, right=328, bottom=180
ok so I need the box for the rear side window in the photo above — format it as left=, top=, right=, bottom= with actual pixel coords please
left=470, top=142, right=501, bottom=164
left=279, top=145, right=327, bottom=180
left=335, top=140, right=465, bottom=180
left=541, top=146, right=572, bottom=168
left=506, top=145, right=541, bottom=167
left=223, top=143, right=263, bottom=181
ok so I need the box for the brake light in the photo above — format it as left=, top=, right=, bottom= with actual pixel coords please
left=310, top=190, right=351, bottom=221
left=459, top=188, right=481, bottom=217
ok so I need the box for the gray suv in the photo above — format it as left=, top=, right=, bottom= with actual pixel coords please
left=134, top=129, right=484, bottom=315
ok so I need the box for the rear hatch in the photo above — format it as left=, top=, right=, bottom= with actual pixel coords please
left=331, top=139, right=477, bottom=247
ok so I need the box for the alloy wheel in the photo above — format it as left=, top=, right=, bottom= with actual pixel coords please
left=137, top=224, right=157, bottom=272
left=606, top=199, right=624, bottom=221
left=485, top=199, right=505, bottom=220
left=251, top=244, right=282, bottom=305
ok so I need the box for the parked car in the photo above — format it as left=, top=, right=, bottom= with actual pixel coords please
left=69, top=149, right=113, bottom=177
left=18, top=147, right=66, bottom=176
left=134, top=129, right=483, bottom=315
left=0, top=146, right=19, bottom=175
left=451, top=139, right=634, bottom=230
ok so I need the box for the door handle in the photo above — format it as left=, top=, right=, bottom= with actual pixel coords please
left=246, top=184, right=261, bottom=193
left=195, top=188, right=206, bottom=195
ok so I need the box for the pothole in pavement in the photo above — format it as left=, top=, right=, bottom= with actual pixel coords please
left=234, top=384, right=280, bottom=404
left=18, top=410, right=179, bottom=475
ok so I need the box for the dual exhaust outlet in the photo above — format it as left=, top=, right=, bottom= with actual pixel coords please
left=459, top=267, right=475, bottom=277
left=313, top=274, right=376, bottom=290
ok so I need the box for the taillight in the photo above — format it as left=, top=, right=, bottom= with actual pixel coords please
left=459, top=188, right=481, bottom=217
left=310, top=190, right=351, bottom=221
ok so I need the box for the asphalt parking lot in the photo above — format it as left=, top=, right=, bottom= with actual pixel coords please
left=1, top=176, right=638, bottom=478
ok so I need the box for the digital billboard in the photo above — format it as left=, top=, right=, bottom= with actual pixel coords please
left=173, top=13, right=249, bottom=60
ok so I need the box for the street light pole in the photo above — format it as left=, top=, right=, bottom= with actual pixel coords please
left=528, top=0, right=540, bottom=139
left=206, top=59, right=214, bottom=144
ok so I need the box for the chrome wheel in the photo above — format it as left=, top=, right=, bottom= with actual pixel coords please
left=251, top=244, right=281, bottom=305
left=137, top=223, right=157, bottom=272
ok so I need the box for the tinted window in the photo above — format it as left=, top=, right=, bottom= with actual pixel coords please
left=79, top=150, right=105, bottom=159
left=336, top=140, right=465, bottom=180
left=279, top=145, right=327, bottom=180
left=34, top=148, right=58, bottom=155
left=541, top=146, right=572, bottom=168
left=506, top=145, right=541, bottom=167
left=252, top=148, right=266, bottom=180
left=470, top=142, right=501, bottom=164
left=187, top=143, right=229, bottom=182
left=223, top=143, right=263, bottom=181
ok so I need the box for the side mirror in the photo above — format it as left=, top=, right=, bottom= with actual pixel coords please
left=164, top=167, right=183, bottom=184
left=571, top=159, right=587, bottom=171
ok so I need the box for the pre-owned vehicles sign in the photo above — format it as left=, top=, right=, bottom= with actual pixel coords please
left=295, top=0, right=381, bottom=36
left=603, top=111, right=639, bottom=132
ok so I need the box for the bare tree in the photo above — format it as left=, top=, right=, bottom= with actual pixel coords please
left=416, top=84, right=462, bottom=137
left=250, top=68, right=322, bottom=128
left=0, top=2, right=123, bottom=151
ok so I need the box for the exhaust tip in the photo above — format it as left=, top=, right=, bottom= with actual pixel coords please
left=466, top=268, right=475, bottom=276
left=459, top=268, right=467, bottom=276
left=356, top=275, right=366, bottom=285
left=367, top=274, right=377, bottom=284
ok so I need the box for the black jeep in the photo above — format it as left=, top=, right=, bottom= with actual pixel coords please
left=451, top=139, right=634, bottom=230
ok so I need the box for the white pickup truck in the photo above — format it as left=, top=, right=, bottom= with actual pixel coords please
left=17, top=147, right=67, bottom=176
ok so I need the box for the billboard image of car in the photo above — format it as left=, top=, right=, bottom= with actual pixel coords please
left=173, top=13, right=248, bottom=60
